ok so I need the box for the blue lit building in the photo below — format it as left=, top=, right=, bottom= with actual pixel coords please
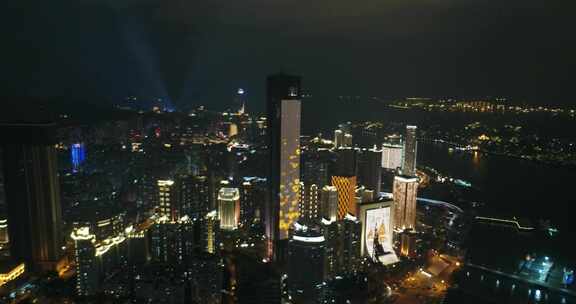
left=71, top=143, right=86, bottom=172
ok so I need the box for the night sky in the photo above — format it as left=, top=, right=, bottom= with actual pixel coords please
left=3, top=0, right=575, bottom=111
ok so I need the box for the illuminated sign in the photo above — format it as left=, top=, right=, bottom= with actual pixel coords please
left=364, top=205, right=398, bottom=265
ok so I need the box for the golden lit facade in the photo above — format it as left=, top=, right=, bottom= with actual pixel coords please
left=331, top=176, right=357, bottom=219
left=279, top=99, right=301, bottom=239
left=393, top=176, right=418, bottom=231
left=205, top=210, right=218, bottom=254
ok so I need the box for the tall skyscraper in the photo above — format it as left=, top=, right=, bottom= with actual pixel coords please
left=320, top=185, right=338, bottom=222
left=204, top=210, right=220, bottom=254
left=402, top=126, right=418, bottom=176
left=157, top=179, right=178, bottom=222
left=331, top=176, right=357, bottom=219
left=218, top=187, right=240, bottom=230
left=298, top=183, right=319, bottom=222
left=71, top=227, right=98, bottom=296
left=358, top=147, right=382, bottom=193
left=381, top=143, right=403, bottom=171
left=333, top=129, right=344, bottom=148
left=0, top=123, right=63, bottom=271
left=235, top=88, right=247, bottom=115
left=266, top=73, right=302, bottom=260
left=392, top=176, right=418, bottom=231
left=179, top=175, right=210, bottom=220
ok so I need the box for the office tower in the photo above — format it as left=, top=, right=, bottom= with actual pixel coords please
left=402, top=126, right=418, bottom=176
left=381, top=143, right=403, bottom=171
left=334, top=129, right=344, bottom=148
left=218, top=187, right=240, bottom=230
left=157, top=179, right=179, bottom=222
left=1, top=123, right=63, bottom=271
left=71, top=227, right=98, bottom=296
left=288, top=222, right=325, bottom=302
left=393, top=176, right=418, bottom=231
left=266, top=73, right=302, bottom=259
left=298, top=183, right=319, bottom=222
left=179, top=175, right=210, bottom=220
left=331, top=176, right=357, bottom=219
left=343, top=133, right=353, bottom=147
left=358, top=147, right=382, bottom=193
left=320, top=185, right=338, bottom=222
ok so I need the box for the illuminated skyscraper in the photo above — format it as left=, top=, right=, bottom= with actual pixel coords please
left=235, top=88, right=247, bottom=115
left=157, top=179, right=178, bottom=222
left=334, top=129, right=344, bottom=148
left=70, top=143, right=86, bottom=172
left=320, top=185, right=338, bottom=222
left=331, top=176, right=357, bottom=219
left=392, top=176, right=418, bottom=231
left=402, top=126, right=418, bottom=176
left=266, top=73, right=302, bottom=260
left=71, top=227, right=98, bottom=296
left=204, top=210, right=219, bottom=254
left=298, top=183, right=319, bottom=222
left=218, top=187, right=240, bottom=230
left=381, top=143, right=403, bottom=171
left=1, top=123, right=63, bottom=271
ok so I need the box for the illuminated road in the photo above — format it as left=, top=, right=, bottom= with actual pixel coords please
left=379, top=192, right=464, bottom=214
left=474, top=216, right=535, bottom=231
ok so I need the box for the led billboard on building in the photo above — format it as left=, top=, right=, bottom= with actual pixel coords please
left=362, top=202, right=398, bottom=265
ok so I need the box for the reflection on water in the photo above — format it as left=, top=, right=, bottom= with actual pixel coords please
left=418, top=142, right=574, bottom=232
